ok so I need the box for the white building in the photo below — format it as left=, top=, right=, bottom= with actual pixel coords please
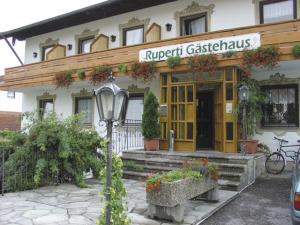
left=0, top=0, right=299, bottom=153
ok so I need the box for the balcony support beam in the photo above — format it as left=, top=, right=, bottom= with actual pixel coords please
left=1, top=36, right=23, bottom=65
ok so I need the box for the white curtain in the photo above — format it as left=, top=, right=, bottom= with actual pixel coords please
left=190, top=17, right=206, bottom=35
left=43, top=101, right=54, bottom=118
left=126, top=98, right=143, bottom=120
left=77, top=98, right=92, bottom=124
left=263, top=0, right=294, bottom=23
left=81, top=39, right=93, bottom=53
left=126, top=28, right=143, bottom=45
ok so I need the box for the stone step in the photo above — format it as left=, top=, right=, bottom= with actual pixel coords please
left=122, top=156, right=247, bottom=173
left=122, top=150, right=251, bottom=165
left=217, top=179, right=241, bottom=191
left=219, top=171, right=243, bottom=182
left=122, top=171, right=241, bottom=191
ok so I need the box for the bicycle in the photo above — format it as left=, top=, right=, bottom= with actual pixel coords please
left=265, top=136, right=300, bottom=174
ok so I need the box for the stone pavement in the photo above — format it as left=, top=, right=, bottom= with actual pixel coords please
left=0, top=179, right=237, bottom=225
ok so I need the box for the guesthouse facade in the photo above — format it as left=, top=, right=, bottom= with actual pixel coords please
left=1, top=0, right=300, bottom=153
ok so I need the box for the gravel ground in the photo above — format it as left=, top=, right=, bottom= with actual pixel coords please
left=201, top=172, right=292, bottom=225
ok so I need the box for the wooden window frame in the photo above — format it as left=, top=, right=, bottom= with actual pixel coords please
left=259, top=0, right=297, bottom=24
left=122, top=25, right=144, bottom=46
left=180, top=13, right=208, bottom=36
left=74, top=96, right=93, bottom=126
left=38, top=98, right=54, bottom=119
left=41, top=44, right=55, bottom=61
left=261, top=84, right=299, bottom=127
left=78, top=36, right=95, bottom=54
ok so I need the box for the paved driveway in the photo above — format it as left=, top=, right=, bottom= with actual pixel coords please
left=201, top=172, right=292, bottom=225
left=0, top=179, right=236, bottom=225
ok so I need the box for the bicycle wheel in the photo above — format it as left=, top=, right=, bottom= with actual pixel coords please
left=265, top=152, right=286, bottom=174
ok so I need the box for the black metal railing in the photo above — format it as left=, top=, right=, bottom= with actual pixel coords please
left=0, top=146, right=35, bottom=196
left=112, top=119, right=143, bottom=155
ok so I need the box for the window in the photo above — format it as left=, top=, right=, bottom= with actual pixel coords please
left=125, top=94, right=144, bottom=121
left=78, top=36, right=94, bottom=54
left=39, top=99, right=54, bottom=118
left=260, top=0, right=296, bottom=24
left=42, top=45, right=55, bottom=61
left=180, top=13, right=207, bottom=36
left=75, top=97, right=93, bottom=125
left=123, top=26, right=144, bottom=46
left=262, top=84, right=299, bottom=127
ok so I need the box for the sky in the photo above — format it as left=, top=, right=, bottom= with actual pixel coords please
left=0, top=0, right=106, bottom=112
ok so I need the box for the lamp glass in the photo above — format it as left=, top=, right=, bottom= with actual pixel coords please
left=100, top=89, right=114, bottom=120
left=113, top=92, right=125, bottom=120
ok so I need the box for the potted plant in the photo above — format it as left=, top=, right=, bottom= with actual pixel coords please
left=142, top=92, right=160, bottom=151
left=236, top=77, right=265, bottom=154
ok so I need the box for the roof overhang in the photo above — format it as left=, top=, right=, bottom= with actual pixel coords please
left=0, top=0, right=176, bottom=41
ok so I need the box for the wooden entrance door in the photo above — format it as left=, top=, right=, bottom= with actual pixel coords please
left=214, top=83, right=224, bottom=151
left=170, top=83, right=196, bottom=151
left=197, top=91, right=214, bottom=149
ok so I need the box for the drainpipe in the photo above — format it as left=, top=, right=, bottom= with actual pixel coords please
left=1, top=35, right=23, bottom=65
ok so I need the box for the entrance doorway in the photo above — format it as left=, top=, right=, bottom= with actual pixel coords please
left=196, top=88, right=215, bottom=150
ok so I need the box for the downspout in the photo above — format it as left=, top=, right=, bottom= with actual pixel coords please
left=1, top=35, right=23, bottom=65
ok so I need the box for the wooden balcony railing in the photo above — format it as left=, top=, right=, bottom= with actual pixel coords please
left=1, top=19, right=300, bottom=90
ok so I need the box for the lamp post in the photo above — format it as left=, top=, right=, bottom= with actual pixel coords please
left=94, top=74, right=129, bottom=225
left=238, top=85, right=249, bottom=140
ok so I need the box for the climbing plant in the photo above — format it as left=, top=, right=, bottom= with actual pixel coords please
left=97, top=140, right=130, bottom=225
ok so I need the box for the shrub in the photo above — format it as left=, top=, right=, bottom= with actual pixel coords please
left=130, top=61, right=156, bottom=83
left=142, top=92, right=160, bottom=139
left=145, top=158, right=218, bottom=192
left=2, top=112, right=103, bottom=192
left=241, top=46, right=279, bottom=76
left=117, top=64, right=128, bottom=74
left=77, top=69, right=86, bottom=80
left=292, top=44, right=300, bottom=58
left=166, top=56, right=181, bottom=69
left=97, top=141, right=130, bottom=225
left=55, top=70, right=74, bottom=88
left=91, top=65, right=112, bottom=85
left=188, top=53, right=218, bottom=75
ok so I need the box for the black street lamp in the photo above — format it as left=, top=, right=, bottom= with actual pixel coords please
left=238, top=84, right=250, bottom=140
left=94, top=74, right=129, bottom=225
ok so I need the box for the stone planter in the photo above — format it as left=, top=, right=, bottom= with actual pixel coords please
left=146, top=177, right=218, bottom=223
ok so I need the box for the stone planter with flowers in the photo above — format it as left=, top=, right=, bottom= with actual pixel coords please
left=146, top=159, right=219, bottom=223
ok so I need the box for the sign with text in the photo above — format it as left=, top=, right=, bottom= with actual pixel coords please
left=139, top=33, right=260, bottom=62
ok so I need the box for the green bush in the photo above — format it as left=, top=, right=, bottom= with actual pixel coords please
left=142, top=92, right=160, bottom=139
left=117, top=64, right=128, bottom=74
left=166, top=56, right=181, bottom=69
left=292, top=44, right=300, bottom=58
left=77, top=70, right=86, bottom=80
left=2, top=112, right=103, bottom=192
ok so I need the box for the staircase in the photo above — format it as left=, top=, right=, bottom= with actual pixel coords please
left=121, top=150, right=262, bottom=191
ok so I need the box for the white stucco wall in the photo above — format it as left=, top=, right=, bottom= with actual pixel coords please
left=0, top=91, right=22, bottom=112
left=24, top=0, right=255, bottom=64
left=21, top=77, right=160, bottom=135
left=18, top=0, right=300, bottom=154
left=252, top=61, right=300, bottom=156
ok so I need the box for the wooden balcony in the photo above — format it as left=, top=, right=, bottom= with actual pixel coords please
left=1, top=19, right=300, bottom=90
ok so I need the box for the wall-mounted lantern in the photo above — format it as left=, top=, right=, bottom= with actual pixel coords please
left=67, top=44, right=73, bottom=50
left=33, top=52, right=38, bottom=58
left=166, top=23, right=172, bottom=32
left=110, top=35, right=116, bottom=42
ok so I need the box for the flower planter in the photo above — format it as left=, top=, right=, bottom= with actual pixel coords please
left=146, top=177, right=218, bottom=222
left=144, top=138, right=159, bottom=151
left=239, top=139, right=258, bottom=154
